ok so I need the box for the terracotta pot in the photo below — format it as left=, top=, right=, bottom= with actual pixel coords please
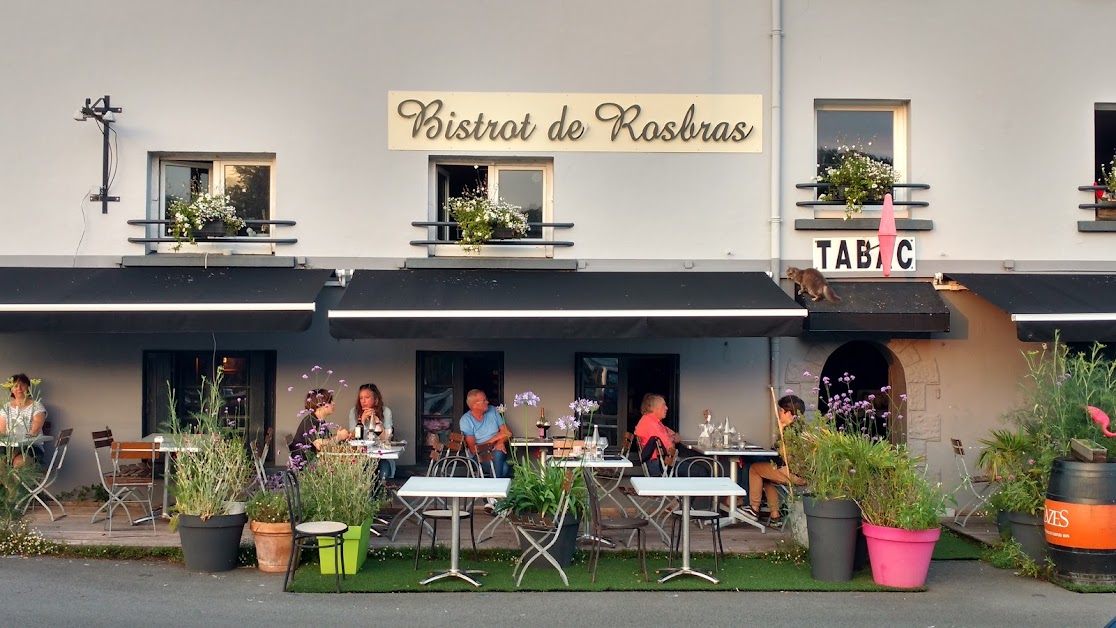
left=250, top=520, right=293, bottom=574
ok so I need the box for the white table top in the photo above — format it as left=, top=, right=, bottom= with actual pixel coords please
left=550, top=457, right=634, bottom=469
left=630, top=476, right=747, bottom=497
left=396, top=476, right=510, bottom=499
left=509, top=438, right=556, bottom=448
left=680, top=441, right=777, bottom=457
left=0, top=433, right=51, bottom=447
left=141, top=433, right=202, bottom=452
left=322, top=443, right=405, bottom=459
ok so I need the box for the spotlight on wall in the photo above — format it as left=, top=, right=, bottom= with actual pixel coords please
left=74, top=94, right=123, bottom=213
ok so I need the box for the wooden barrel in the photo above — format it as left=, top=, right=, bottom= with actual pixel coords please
left=1044, top=458, right=1116, bottom=586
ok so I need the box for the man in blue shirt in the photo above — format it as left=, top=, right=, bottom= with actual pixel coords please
left=459, top=389, right=511, bottom=479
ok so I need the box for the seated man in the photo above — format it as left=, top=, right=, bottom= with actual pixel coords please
left=633, top=393, right=680, bottom=478
left=743, top=394, right=807, bottom=529
left=460, top=389, right=511, bottom=479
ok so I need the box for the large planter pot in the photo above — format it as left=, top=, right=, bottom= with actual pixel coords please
left=515, top=515, right=581, bottom=569
left=249, top=520, right=293, bottom=574
left=317, top=518, right=371, bottom=575
left=178, top=512, right=248, bottom=573
left=1096, top=199, right=1116, bottom=221
left=862, top=522, right=941, bottom=588
left=1007, top=511, right=1049, bottom=564
left=1044, top=458, right=1116, bottom=586
left=803, top=497, right=861, bottom=582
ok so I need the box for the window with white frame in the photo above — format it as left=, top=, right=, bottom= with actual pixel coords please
left=433, top=159, right=552, bottom=249
left=157, top=154, right=275, bottom=236
left=815, top=102, right=908, bottom=201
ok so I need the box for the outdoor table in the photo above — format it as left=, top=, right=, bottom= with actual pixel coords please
left=509, top=437, right=555, bottom=463
left=630, top=476, right=746, bottom=584
left=396, top=476, right=509, bottom=587
left=678, top=440, right=777, bottom=529
left=329, top=440, right=406, bottom=459
left=0, top=433, right=51, bottom=448
left=139, top=433, right=201, bottom=522
left=551, top=455, right=634, bottom=545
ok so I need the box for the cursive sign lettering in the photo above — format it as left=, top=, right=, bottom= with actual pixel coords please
left=594, top=103, right=752, bottom=143
left=396, top=98, right=537, bottom=141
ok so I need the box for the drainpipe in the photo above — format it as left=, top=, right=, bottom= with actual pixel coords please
left=768, top=0, right=785, bottom=433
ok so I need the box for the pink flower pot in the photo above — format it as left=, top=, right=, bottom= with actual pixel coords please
left=862, top=521, right=941, bottom=588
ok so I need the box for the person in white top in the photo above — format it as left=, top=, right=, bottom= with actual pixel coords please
left=0, top=373, right=47, bottom=468
left=348, top=383, right=395, bottom=479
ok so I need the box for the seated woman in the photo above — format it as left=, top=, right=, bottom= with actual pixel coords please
left=348, top=383, right=396, bottom=479
left=633, top=393, right=680, bottom=478
left=288, top=388, right=350, bottom=464
left=0, top=373, right=47, bottom=468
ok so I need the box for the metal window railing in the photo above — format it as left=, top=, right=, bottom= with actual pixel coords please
left=127, top=219, right=298, bottom=245
left=410, top=221, right=575, bottom=247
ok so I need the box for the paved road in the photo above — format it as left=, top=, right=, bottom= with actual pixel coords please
left=2, top=556, right=1114, bottom=627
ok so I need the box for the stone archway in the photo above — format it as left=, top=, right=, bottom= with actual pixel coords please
left=784, top=339, right=942, bottom=459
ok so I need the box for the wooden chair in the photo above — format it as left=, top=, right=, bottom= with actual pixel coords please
left=476, top=441, right=519, bottom=543
left=16, top=428, right=73, bottom=521
left=551, top=439, right=585, bottom=458
left=593, top=431, right=636, bottom=514
left=281, top=470, right=349, bottom=593
left=583, top=467, right=648, bottom=583
left=107, top=441, right=159, bottom=534
left=446, top=431, right=466, bottom=455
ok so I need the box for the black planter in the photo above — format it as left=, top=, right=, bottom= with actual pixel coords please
left=1006, top=511, right=1048, bottom=564
left=178, top=512, right=248, bottom=573
left=490, top=226, right=520, bottom=240
left=516, top=516, right=580, bottom=569
left=803, top=497, right=861, bottom=582
left=193, top=219, right=227, bottom=240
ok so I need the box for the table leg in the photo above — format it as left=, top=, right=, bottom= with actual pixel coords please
left=419, top=495, right=487, bottom=587
left=133, top=447, right=172, bottom=525
left=656, top=495, right=719, bottom=584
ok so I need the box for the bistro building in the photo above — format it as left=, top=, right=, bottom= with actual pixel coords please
left=3, top=0, right=1116, bottom=493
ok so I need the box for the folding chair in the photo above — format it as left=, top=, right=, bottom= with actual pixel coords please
left=593, top=431, right=636, bottom=515
left=282, top=470, right=348, bottom=593
left=668, top=456, right=726, bottom=571
left=249, top=426, right=274, bottom=490
left=621, top=437, right=675, bottom=545
left=477, top=441, right=517, bottom=543
left=106, top=441, right=158, bottom=534
left=951, top=438, right=996, bottom=527
left=90, top=427, right=120, bottom=525
left=414, top=455, right=483, bottom=568
left=445, top=431, right=466, bottom=455
left=387, top=439, right=442, bottom=541
left=551, top=439, right=585, bottom=458
left=512, top=473, right=575, bottom=587
left=16, top=428, right=73, bottom=521
left=584, top=467, right=648, bottom=583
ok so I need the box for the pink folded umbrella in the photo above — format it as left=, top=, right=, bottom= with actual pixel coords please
left=878, top=193, right=897, bottom=277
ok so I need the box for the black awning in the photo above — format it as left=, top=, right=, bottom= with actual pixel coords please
left=328, top=270, right=806, bottom=339
left=947, top=273, right=1116, bottom=342
left=799, top=281, right=950, bottom=334
left=0, top=267, right=332, bottom=333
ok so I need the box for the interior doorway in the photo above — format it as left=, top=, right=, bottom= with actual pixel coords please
left=574, top=353, right=679, bottom=446
left=817, top=340, right=905, bottom=443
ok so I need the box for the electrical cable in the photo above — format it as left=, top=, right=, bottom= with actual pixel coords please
left=72, top=186, right=94, bottom=265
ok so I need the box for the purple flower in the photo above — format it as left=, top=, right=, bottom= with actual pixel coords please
left=569, top=398, right=600, bottom=416
left=802, top=371, right=812, bottom=377
left=513, top=391, right=540, bottom=407
left=555, top=415, right=580, bottom=431
left=287, top=386, right=294, bottom=392
left=302, top=374, right=309, bottom=380
left=784, top=388, right=794, bottom=395
left=311, top=365, right=321, bottom=372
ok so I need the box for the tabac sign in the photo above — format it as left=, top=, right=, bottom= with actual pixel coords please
left=813, top=236, right=917, bottom=273
left=388, top=91, right=762, bottom=153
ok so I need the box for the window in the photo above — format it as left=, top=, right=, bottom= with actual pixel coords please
left=1095, top=106, right=1116, bottom=186
left=432, top=159, right=552, bottom=254
left=815, top=102, right=909, bottom=204
left=573, top=353, right=679, bottom=446
left=156, top=154, right=275, bottom=237
left=143, top=350, right=276, bottom=456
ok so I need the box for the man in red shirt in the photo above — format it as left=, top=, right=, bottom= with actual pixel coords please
left=633, top=393, right=680, bottom=477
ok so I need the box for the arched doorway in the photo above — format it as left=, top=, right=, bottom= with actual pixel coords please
left=817, top=340, right=906, bottom=443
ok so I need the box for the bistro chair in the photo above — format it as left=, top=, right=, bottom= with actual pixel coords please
left=620, top=435, right=674, bottom=545
left=16, top=428, right=73, bottom=521
left=476, top=441, right=518, bottom=543
left=551, top=439, right=585, bottom=458
left=281, top=470, right=348, bottom=593
left=107, top=441, right=159, bottom=534
left=511, top=473, right=575, bottom=587
left=414, top=455, right=484, bottom=568
left=445, top=431, right=466, bottom=455
left=90, top=428, right=151, bottom=528
left=667, top=456, right=726, bottom=571
left=592, top=431, right=636, bottom=515
left=387, top=440, right=443, bottom=541
left=583, top=467, right=648, bottom=583
left=952, top=438, right=996, bottom=527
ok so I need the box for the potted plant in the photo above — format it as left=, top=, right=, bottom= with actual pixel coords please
left=1098, top=153, right=1116, bottom=220
left=446, top=188, right=528, bottom=252
left=168, top=190, right=248, bottom=250
left=496, top=392, right=589, bottom=569
left=978, top=427, right=1050, bottom=561
left=246, top=479, right=292, bottom=574
left=166, top=368, right=254, bottom=573
left=296, top=443, right=385, bottom=575
left=816, top=144, right=899, bottom=219
left=851, top=442, right=950, bottom=588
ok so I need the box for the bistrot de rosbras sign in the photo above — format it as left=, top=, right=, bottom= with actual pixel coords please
left=388, top=92, right=762, bottom=153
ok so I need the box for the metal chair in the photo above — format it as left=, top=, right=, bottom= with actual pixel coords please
left=476, top=441, right=518, bottom=543
left=592, top=431, right=636, bottom=515
left=414, top=455, right=483, bottom=568
left=281, top=470, right=349, bottom=593
left=387, top=440, right=442, bottom=541
left=16, top=428, right=73, bottom=521
left=108, top=441, right=159, bottom=534
left=583, top=467, right=648, bottom=583
left=445, top=431, right=466, bottom=455
left=511, top=473, right=575, bottom=587
left=551, top=439, right=585, bottom=458
left=249, top=426, right=274, bottom=490
left=668, top=456, right=726, bottom=570
left=951, top=438, right=996, bottom=527
left=621, top=435, right=674, bottom=545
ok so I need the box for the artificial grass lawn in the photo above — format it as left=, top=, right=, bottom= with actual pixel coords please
left=931, top=529, right=984, bottom=560
left=288, top=547, right=919, bottom=593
